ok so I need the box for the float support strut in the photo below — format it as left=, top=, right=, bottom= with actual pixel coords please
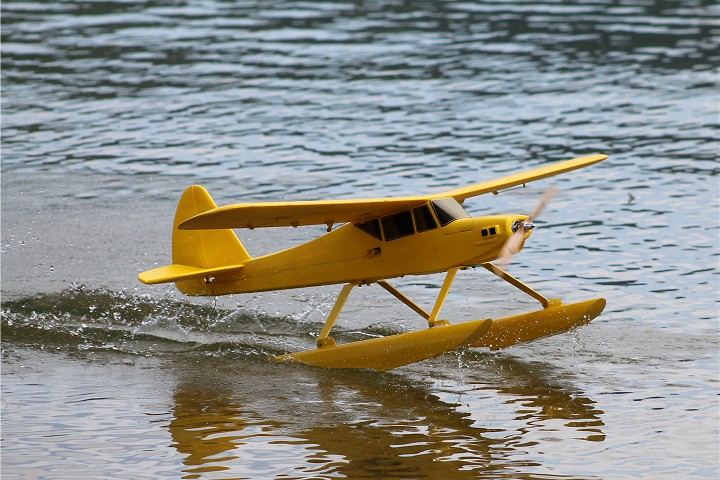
left=377, top=280, right=430, bottom=321
left=427, top=268, right=459, bottom=327
left=482, top=263, right=550, bottom=308
left=317, top=283, right=356, bottom=347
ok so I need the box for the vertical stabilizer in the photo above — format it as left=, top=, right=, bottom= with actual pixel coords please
left=172, top=185, right=250, bottom=295
left=138, top=186, right=250, bottom=293
left=172, top=185, right=251, bottom=268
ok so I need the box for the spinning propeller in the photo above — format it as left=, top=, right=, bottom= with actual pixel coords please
left=497, top=186, right=558, bottom=268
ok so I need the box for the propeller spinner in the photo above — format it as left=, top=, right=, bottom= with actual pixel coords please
left=497, top=186, right=558, bottom=267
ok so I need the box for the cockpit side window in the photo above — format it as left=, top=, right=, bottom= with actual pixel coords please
left=430, top=198, right=470, bottom=226
left=413, top=205, right=437, bottom=232
left=356, top=203, right=445, bottom=241
left=382, top=210, right=414, bottom=241
left=356, top=218, right=382, bottom=240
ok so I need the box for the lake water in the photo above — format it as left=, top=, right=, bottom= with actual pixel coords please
left=2, top=0, right=718, bottom=478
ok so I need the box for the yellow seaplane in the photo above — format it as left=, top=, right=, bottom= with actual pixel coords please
left=139, top=154, right=608, bottom=371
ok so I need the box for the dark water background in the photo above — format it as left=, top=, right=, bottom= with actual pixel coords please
left=2, top=0, right=718, bottom=478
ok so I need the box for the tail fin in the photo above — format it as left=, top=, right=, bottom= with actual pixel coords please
left=172, top=185, right=250, bottom=267
left=138, top=186, right=251, bottom=295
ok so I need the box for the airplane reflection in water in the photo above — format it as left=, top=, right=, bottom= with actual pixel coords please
left=166, top=356, right=605, bottom=478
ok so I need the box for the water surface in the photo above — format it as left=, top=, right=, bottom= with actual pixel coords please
left=2, top=0, right=718, bottom=478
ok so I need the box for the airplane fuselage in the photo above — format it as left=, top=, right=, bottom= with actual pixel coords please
left=177, top=210, right=528, bottom=296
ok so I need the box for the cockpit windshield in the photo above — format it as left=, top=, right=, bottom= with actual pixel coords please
left=430, top=198, right=470, bottom=226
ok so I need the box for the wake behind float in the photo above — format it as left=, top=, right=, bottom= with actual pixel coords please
left=139, top=154, right=608, bottom=370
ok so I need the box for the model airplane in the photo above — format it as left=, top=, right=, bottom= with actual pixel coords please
left=139, top=154, right=608, bottom=371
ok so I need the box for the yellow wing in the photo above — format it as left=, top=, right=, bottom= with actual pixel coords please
left=179, top=197, right=427, bottom=230
left=179, top=154, right=607, bottom=230
left=432, top=154, right=608, bottom=203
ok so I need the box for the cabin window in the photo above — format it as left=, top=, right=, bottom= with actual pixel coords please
left=356, top=218, right=382, bottom=240
left=431, top=198, right=470, bottom=226
left=382, top=210, right=414, bottom=241
left=413, top=205, right=437, bottom=233
left=489, top=226, right=497, bottom=235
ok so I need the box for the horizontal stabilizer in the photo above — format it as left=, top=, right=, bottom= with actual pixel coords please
left=138, top=263, right=244, bottom=285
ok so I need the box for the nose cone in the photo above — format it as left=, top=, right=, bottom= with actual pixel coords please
left=509, top=216, right=534, bottom=245
left=510, top=217, right=532, bottom=233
